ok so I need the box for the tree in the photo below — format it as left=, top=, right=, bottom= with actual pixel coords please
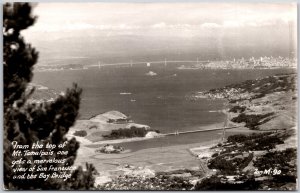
left=3, top=3, right=97, bottom=190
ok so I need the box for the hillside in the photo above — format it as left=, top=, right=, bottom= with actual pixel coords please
left=185, top=73, right=297, bottom=190
left=97, top=73, right=297, bottom=190
left=191, top=73, right=297, bottom=131
left=68, top=110, right=155, bottom=143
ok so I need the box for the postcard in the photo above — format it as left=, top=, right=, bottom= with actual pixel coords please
left=3, top=2, right=297, bottom=190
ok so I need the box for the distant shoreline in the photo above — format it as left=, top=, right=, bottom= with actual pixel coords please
left=34, top=65, right=296, bottom=73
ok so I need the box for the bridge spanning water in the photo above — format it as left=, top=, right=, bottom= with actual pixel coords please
left=89, top=59, right=210, bottom=68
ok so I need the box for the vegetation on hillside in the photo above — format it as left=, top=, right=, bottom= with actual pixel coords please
left=226, top=132, right=284, bottom=151
left=224, top=74, right=296, bottom=102
left=229, top=105, right=246, bottom=113
left=103, top=126, right=160, bottom=139
left=253, top=148, right=297, bottom=179
left=195, top=131, right=296, bottom=190
left=231, top=112, right=275, bottom=130
left=97, top=174, right=193, bottom=190
left=73, top=130, right=88, bottom=137
left=195, top=175, right=260, bottom=190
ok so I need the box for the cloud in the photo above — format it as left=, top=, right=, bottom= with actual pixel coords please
left=30, top=22, right=98, bottom=32
left=151, top=22, right=196, bottom=29
left=65, top=22, right=96, bottom=30
left=223, top=21, right=242, bottom=28
left=151, top=22, right=167, bottom=28
left=30, top=22, right=142, bottom=32
left=97, top=24, right=140, bottom=30
left=24, top=2, right=297, bottom=41
left=200, top=22, right=221, bottom=29
left=221, top=17, right=295, bottom=29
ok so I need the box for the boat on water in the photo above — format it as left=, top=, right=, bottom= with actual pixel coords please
left=120, top=92, right=132, bottom=95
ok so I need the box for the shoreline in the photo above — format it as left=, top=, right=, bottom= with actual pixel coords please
left=74, top=133, right=223, bottom=183
left=70, top=120, right=229, bottom=148
left=73, top=116, right=239, bottom=178
left=70, top=106, right=254, bottom=155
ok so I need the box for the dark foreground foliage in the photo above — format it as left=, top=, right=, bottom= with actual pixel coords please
left=98, top=175, right=193, bottom=190
left=253, top=148, right=297, bottom=180
left=195, top=175, right=260, bottom=190
left=3, top=3, right=96, bottom=190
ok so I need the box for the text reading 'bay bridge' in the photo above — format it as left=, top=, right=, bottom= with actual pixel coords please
left=89, top=58, right=210, bottom=68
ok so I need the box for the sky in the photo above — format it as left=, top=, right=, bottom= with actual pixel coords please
left=21, top=3, right=297, bottom=62
left=24, top=3, right=296, bottom=35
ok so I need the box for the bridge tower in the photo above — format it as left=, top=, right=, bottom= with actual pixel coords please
left=98, top=61, right=101, bottom=69
left=222, top=125, right=226, bottom=143
left=222, top=109, right=228, bottom=143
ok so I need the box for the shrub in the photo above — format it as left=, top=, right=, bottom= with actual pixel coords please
left=195, top=175, right=260, bottom=190
left=97, top=175, right=193, bottom=190
left=253, top=148, right=296, bottom=172
left=103, top=127, right=147, bottom=139
left=73, top=130, right=87, bottom=137
left=208, top=157, right=236, bottom=175
left=229, top=106, right=246, bottom=113
left=231, top=113, right=274, bottom=130
left=227, top=134, right=248, bottom=143
left=212, top=153, right=219, bottom=157
left=103, top=127, right=160, bottom=139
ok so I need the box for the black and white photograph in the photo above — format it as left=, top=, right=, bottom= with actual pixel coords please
left=2, top=1, right=298, bottom=190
